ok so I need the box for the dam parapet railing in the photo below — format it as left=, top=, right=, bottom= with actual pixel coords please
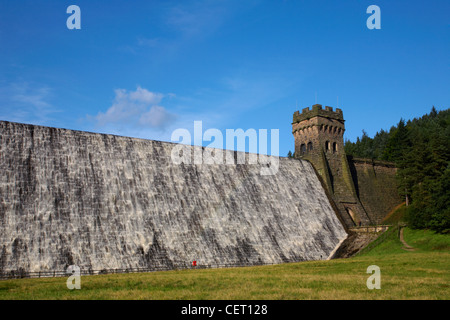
left=0, top=259, right=310, bottom=280
left=348, top=225, right=391, bottom=234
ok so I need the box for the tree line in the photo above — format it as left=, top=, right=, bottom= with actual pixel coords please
left=344, top=107, right=449, bottom=233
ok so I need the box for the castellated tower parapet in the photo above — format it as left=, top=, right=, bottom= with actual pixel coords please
left=292, top=104, right=372, bottom=228
left=292, top=104, right=345, bottom=159
left=293, top=104, right=344, bottom=123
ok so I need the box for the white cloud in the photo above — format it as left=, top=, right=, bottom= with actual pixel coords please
left=0, top=82, right=59, bottom=124
left=139, top=105, right=174, bottom=128
left=127, top=1, right=237, bottom=57
left=12, top=86, right=52, bottom=108
left=93, top=86, right=175, bottom=130
left=129, top=86, right=163, bottom=104
left=136, top=37, right=160, bottom=48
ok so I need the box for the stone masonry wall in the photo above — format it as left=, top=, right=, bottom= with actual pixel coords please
left=348, top=157, right=403, bottom=224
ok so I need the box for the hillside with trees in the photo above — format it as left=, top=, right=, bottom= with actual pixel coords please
left=344, top=107, right=450, bottom=233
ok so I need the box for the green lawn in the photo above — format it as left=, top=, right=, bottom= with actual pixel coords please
left=1, top=227, right=449, bottom=300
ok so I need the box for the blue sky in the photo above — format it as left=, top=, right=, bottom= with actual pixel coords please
left=0, top=0, right=449, bottom=156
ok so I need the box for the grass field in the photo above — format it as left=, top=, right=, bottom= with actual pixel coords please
left=0, top=226, right=449, bottom=300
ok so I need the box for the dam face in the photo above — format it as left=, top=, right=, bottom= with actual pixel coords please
left=0, top=121, right=347, bottom=274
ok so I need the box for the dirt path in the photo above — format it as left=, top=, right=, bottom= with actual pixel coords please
left=399, top=227, right=416, bottom=251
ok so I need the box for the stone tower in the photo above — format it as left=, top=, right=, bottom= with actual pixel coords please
left=292, top=104, right=372, bottom=228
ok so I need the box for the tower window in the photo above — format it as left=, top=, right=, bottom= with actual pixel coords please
left=325, top=141, right=331, bottom=151
left=333, top=142, right=338, bottom=153
left=307, top=142, right=313, bottom=151
left=300, top=144, right=306, bottom=155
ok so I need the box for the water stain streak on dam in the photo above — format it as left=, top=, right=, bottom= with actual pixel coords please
left=0, top=121, right=347, bottom=273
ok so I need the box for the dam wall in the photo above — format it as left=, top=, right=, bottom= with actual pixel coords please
left=0, top=121, right=347, bottom=274
left=348, top=157, right=402, bottom=224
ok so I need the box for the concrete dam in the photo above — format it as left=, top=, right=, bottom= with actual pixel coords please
left=0, top=121, right=347, bottom=275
